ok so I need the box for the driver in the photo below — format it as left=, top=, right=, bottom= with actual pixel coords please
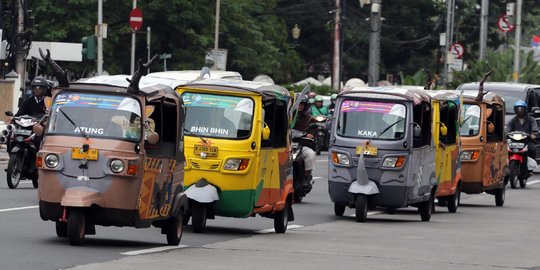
left=311, top=95, right=329, bottom=117
left=15, top=77, right=48, bottom=117
left=507, top=100, right=538, bottom=162
left=293, top=96, right=317, bottom=180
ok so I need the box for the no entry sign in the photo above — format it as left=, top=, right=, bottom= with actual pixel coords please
left=129, top=8, right=143, bottom=31
left=497, top=15, right=514, bottom=33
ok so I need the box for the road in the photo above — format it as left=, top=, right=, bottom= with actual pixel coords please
left=1, top=151, right=540, bottom=270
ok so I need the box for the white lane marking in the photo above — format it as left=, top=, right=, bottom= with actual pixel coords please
left=313, top=177, right=322, bottom=180
left=255, top=224, right=304, bottom=234
left=121, top=245, right=189, bottom=256
left=0, top=205, right=38, bottom=213
left=528, top=180, right=540, bottom=185
left=316, top=159, right=328, bottom=163
left=349, top=210, right=384, bottom=217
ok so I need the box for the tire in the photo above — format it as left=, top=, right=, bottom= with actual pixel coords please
left=56, top=222, right=67, bottom=237
left=495, top=187, right=505, bottom=207
left=67, top=209, right=86, bottom=246
left=294, top=193, right=303, bottom=203
left=191, top=202, right=207, bottom=233
left=386, top=207, right=397, bottom=215
left=316, top=137, right=322, bottom=155
left=274, top=199, right=290, bottom=233
left=182, top=212, right=190, bottom=226
left=31, top=175, right=39, bottom=188
left=419, top=193, right=433, bottom=222
left=165, top=214, right=184, bottom=246
left=334, top=204, right=345, bottom=217
left=519, top=178, right=527, bottom=188
left=6, top=153, right=22, bottom=189
left=447, top=185, right=461, bottom=213
left=509, top=161, right=519, bottom=189
left=355, top=195, right=368, bottom=223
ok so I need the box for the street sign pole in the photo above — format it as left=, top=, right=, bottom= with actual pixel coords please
left=479, top=0, right=488, bottom=61
left=97, top=0, right=103, bottom=75
left=159, top=53, right=172, bottom=71
left=513, top=0, right=522, bottom=82
left=214, top=0, right=220, bottom=70
left=130, top=0, right=137, bottom=75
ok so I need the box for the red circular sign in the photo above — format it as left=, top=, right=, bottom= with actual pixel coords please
left=129, top=8, right=143, bottom=31
left=497, top=14, right=514, bottom=33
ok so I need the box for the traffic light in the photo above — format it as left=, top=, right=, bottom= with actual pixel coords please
left=81, top=35, right=97, bottom=60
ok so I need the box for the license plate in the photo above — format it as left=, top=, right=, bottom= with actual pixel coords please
left=194, top=145, right=218, bottom=157
left=13, top=129, right=31, bottom=136
left=71, top=148, right=99, bottom=160
left=509, top=142, right=525, bottom=148
left=356, top=145, right=378, bottom=156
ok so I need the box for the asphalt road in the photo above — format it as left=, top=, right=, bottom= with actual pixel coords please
left=1, top=152, right=540, bottom=270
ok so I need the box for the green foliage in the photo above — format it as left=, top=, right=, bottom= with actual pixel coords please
left=283, top=83, right=336, bottom=95
left=400, top=69, right=427, bottom=87
left=450, top=49, right=540, bottom=88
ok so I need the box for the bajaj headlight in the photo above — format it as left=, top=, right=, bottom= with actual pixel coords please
left=110, top=159, right=125, bottom=173
left=45, top=154, right=59, bottom=168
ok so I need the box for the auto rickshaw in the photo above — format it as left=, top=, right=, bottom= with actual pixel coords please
left=176, top=79, right=295, bottom=233
left=36, top=52, right=187, bottom=245
left=422, top=90, right=463, bottom=213
left=458, top=90, right=507, bottom=205
left=328, top=86, right=438, bottom=222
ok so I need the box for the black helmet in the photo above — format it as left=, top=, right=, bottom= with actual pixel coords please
left=31, top=77, right=49, bottom=88
left=299, top=95, right=309, bottom=104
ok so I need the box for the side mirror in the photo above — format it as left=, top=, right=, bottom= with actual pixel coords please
left=147, top=132, right=160, bottom=145
left=440, top=123, right=448, bottom=136
left=487, top=121, right=495, bottom=134
left=262, top=123, right=271, bottom=140
left=33, top=123, right=45, bottom=137
left=5, top=111, right=13, bottom=116
left=532, top=107, right=540, bottom=115
left=413, top=124, right=422, bottom=137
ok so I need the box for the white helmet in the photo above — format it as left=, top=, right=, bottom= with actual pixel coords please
left=234, top=98, right=253, bottom=115
left=117, top=98, right=141, bottom=116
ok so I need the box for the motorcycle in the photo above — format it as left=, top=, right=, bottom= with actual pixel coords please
left=314, top=116, right=329, bottom=155
left=507, top=131, right=531, bottom=189
left=292, top=130, right=316, bottom=203
left=1, top=112, right=41, bottom=189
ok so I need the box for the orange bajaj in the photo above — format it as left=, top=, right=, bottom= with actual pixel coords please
left=37, top=54, right=187, bottom=245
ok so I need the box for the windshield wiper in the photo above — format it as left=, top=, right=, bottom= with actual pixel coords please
left=184, top=128, right=208, bottom=144
left=58, top=107, right=89, bottom=139
left=375, top=118, right=404, bottom=139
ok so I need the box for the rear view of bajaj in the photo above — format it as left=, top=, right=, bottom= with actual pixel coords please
left=423, top=90, right=462, bottom=213
left=459, top=90, right=507, bottom=205
left=37, top=53, right=187, bottom=245
left=329, top=87, right=437, bottom=222
left=177, top=80, right=294, bottom=233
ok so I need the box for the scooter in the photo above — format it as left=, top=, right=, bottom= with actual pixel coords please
left=314, top=116, right=328, bottom=155
left=2, top=112, right=40, bottom=189
left=292, top=130, right=316, bottom=202
left=507, top=131, right=531, bottom=189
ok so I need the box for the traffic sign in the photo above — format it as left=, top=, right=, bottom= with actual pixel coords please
left=449, top=43, right=465, bottom=59
left=497, top=15, right=514, bottom=33
left=129, top=8, right=143, bottom=31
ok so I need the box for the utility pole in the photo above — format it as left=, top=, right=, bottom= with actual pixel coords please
left=442, top=0, right=455, bottom=87
left=513, top=0, right=522, bottom=82
left=15, top=0, right=25, bottom=80
left=130, top=0, right=136, bottom=75
left=97, top=0, right=103, bottom=75
left=147, top=26, right=151, bottom=74
left=213, top=0, right=220, bottom=70
left=368, top=0, right=382, bottom=87
left=479, top=0, right=488, bottom=61
left=331, top=0, right=341, bottom=90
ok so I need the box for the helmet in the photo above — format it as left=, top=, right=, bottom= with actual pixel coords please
left=31, top=77, right=49, bottom=88
left=299, top=95, right=309, bottom=104
left=514, top=100, right=527, bottom=109
left=331, top=93, right=338, bottom=100
left=314, top=95, right=323, bottom=102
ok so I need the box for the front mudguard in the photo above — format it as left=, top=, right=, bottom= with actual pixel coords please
left=184, top=179, right=220, bottom=203
left=348, top=180, right=380, bottom=195
left=61, top=187, right=103, bottom=207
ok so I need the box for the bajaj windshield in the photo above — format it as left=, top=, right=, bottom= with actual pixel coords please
left=47, top=93, right=142, bottom=142
left=461, top=104, right=481, bottom=136
left=338, top=100, right=406, bottom=140
left=182, top=92, right=254, bottom=139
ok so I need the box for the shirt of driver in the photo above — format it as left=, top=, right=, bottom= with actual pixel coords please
left=15, top=96, right=46, bottom=117
left=293, top=111, right=316, bottom=132
left=508, top=115, right=539, bottom=134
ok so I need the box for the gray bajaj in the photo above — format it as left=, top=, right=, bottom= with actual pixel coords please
left=328, top=87, right=437, bottom=222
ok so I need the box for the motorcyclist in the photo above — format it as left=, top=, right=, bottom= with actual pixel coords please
left=328, top=93, right=338, bottom=112
left=311, top=95, right=329, bottom=117
left=507, top=100, right=538, bottom=164
left=293, top=96, right=317, bottom=181
left=15, top=77, right=49, bottom=117
left=306, top=91, right=317, bottom=114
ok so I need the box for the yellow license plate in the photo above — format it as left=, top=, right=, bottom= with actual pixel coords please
left=71, top=148, right=99, bottom=160
left=356, top=146, right=378, bottom=156
left=194, top=145, right=218, bottom=157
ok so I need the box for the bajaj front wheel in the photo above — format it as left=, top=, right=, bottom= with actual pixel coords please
left=56, top=222, right=67, bottom=237
left=355, top=195, right=368, bottom=223
left=6, top=153, right=22, bottom=189
left=419, top=193, right=433, bottom=222
left=67, top=209, right=86, bottom=246
left=165, top=214, right=184, bottom=246
left=191, top=202, right=207, bottom=233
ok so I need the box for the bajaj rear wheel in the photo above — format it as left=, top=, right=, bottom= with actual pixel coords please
left=419, top=193, right=433, bottom=222
left=6, top=153, right=22, bottom=189
left=355, top=195, right=368, bottom=223
left=56, top=222, right=67, bottom=237
left=67, top=209, right=86, bottom=246
left=447, top=185, right=461, bottom=213
left=191, top=202, right=207, bottom=233
left=495, top=187, right=505, bottom=207
left=165, top=214, right=184, bottom=246
left=274, top=199, right=290, bottom=233
left=334, top=204, right=345, bottom=217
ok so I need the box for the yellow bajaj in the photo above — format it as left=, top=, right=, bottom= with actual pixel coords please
left=176, top=80, right=295, bottom=233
